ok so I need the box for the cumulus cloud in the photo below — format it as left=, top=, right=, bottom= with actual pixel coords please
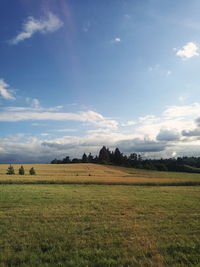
left=128, top=104, right=199, bottom=141
left=182, top=128, right=200, bottom=137
left=0, top=79, right=15, bottom=100
left=176, top=42, right=199, bottom=60
left=10, top=12, right=63, bottom=44
left=1, top=130, right=200, bottom=163
left=117, top=138, right=167, bottom=153
left=182, top=117, right=200, bottom=137
left=156, top=129, right=180, bottom=141
left=196, top=117, right=200, bottom=127
left=1, top=102, right=200, bottom=162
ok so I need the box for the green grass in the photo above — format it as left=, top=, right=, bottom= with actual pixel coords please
left=0, top=184, right=200, bottom=266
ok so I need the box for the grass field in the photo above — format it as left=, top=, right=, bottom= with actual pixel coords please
left=0, top=164, right=200, bottom=266
left=1, top=163, right=200, bottom=185
left=1, top=184, right=200, bottom=266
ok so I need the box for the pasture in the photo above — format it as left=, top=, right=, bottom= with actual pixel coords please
left=0, top=164, right=200, bottom=266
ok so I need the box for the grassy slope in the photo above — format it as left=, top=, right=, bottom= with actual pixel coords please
left=0, top=185, right=200, bottom=266
left=1, top=163, right=200, bottom=185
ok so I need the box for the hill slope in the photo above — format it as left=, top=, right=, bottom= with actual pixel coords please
left=1, top=163, right=200, bottom=185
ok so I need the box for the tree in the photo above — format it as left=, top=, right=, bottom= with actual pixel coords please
left=82, top=153, right=88, bottom=163
left=62, top=156, right=71, bottom=164
left=113, top=148, right=123, bottom=165
left=18, top=165, right=25, bottom=175
left=93, top=155, right=99, bottom=163
left=7, top=164, right=15, bottom=175
left=88, top=153, right=94, bottom=163
left=99, top=146, right=110, bottom=164
left=51, top=158, right=59, bottom=164
left=29, top=167, right=36, bottom=175
left=72, top=158, right=81, bottom=163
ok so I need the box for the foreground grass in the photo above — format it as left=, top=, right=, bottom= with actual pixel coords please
left=0, top=185, right=200, bottom=266
left=1, top=163, right=200, bottom=185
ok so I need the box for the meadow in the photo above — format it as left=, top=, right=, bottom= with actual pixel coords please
left=1, top=163, right=200, bottom=185
left=0, top=164, right=200, bottom=266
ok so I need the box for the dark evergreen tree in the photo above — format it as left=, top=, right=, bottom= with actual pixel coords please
left=113, top=148, right=123, bottom=165
left=18, top=165, right=25, bottom=175
left=72, top=158, right=81, bottom=163
left=88, top=153, right=94, bottom=163
left=51, top=158, right=58, bottom=164
left=62, top=156, right=71, bottom=164
left=82, top=153, right=88, bottom=163
left=99, top=146, right=110, bottom=164
left=7, top=164, right=15, bottom=175
left=29, top=167, right=36, bottom=175
left=51, top=159, right=62, bottom=164
left=93, top=155, right=99, bottom=163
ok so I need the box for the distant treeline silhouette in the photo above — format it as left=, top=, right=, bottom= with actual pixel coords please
left=51, top=146, right=200, bottom=173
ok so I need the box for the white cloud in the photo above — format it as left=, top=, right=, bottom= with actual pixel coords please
left=40, top=133, right=50, bottom=137
left=0, top=109, right=118, bottom=130
left=126, top=121, right=136, bottom=126
left=31, top=98, right=40, bottom=108
left=176, top=42, right=199, bottom=60
left=1, top=102, right=200, bottom=162
left=121, top=120, right=136, bottom=127
left=114, top=37, right=121, bottom=42
left=10, top=12, right=63, bottom=44
left=163, top=103, right=200, bottom=118
left=111, top=37, right=121, bottom=43
left=0, top=79, right=15, bottom=100
left=55, top=129, right=77, bottom=133
left=1, top=127, right=200, bottom=163
left=7, top=101, right=63, bottom=112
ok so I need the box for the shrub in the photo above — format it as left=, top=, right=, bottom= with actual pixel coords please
left=18, top=165, right=25, bottom=175
left=7, top=164, right=15, bottom=175
left=29, top=167, right=36, bottom=175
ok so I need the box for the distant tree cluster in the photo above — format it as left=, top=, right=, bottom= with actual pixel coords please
left=6, top=165, right=36, bottom=175
left=51, top=146, right=200, bottom=173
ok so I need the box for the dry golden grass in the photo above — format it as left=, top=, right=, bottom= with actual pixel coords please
left=1, top=163, right=200, bottom=185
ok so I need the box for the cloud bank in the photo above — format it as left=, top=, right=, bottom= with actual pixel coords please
left=1, top=102, right=200, bottom=163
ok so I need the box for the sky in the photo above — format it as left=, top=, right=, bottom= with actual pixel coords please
left=1, top=0, right=200, bottom=163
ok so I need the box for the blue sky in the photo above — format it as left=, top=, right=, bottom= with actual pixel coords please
left=1, top=0, right=200, bottom=163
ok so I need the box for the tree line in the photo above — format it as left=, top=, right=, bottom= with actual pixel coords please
left=6, top=165, right=36, bottom=175
left=51, top=146, right=200, bottom=173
